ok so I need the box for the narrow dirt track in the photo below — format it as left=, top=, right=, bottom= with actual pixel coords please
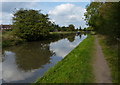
left=93, top=35, right=112, bottom=83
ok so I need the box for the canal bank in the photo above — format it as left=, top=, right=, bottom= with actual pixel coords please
left=2, top=31, right=76, bottom=48
left=2, top=34, right=87, bottom=83
left=35, top=35, right=95, bottom=83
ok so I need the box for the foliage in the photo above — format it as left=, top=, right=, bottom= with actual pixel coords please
left=84, top=2, right=103, bottom=29
left=86, top=27, right=94, bottom=31
left=12, top=9, right=76, bottom=38
left=79, top=26, right=82, bottom=31
left=84, top=2, right=120, bottom=44
left=68, top=24, right=75, bottom=31
left=12, top=9, right=50, bottom=41
left=61, top=26, right=68, bottom=31
left=58, top=25, right=76, bottom=32
left=83, top=28, right=87, bottom=31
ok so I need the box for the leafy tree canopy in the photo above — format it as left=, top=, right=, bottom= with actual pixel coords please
left=68, top=24, right=75, bottom=31
left=84, top=2, right=120, bottom=44
left=13, top=9, right=50, bottom=41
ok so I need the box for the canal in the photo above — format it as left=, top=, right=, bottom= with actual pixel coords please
left=2, top=34, right=87, bottom=83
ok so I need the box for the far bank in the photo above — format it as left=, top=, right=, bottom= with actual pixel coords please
left=2, top=31, right=79, bottom=48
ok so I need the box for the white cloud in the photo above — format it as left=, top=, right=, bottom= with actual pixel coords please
left=48, top=3, right=87, bottom=28
left=1, top=2, right=39, bottom=24
left=1, top=2, right=88, bottom=28
left=50, top=35, right=87, bottom=57
left=3, top=51, right=34, bottom=82
left=1, top=12, right=13, bottom=24
left=49, top=4, right=74, bottom=15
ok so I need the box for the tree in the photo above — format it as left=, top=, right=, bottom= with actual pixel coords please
left=98, top=2, right=120, bottom=41
left=84, top=2, right=120, bottom=44
left=86, top=27, right=93, bottom=31
left=76, top=28, right=79, bottom=31
left=68, top=24, right=75, bottom=31
left=83, top=28, right=87, bottom=31
left=62, top=26, right=67, bottom=31
left=84, top=2, right=103, bottom=31
left=79, top=26, right=82, bottom=31
left=12, top=9, right=50, bottom=41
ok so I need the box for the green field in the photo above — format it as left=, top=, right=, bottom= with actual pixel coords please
left=35, top=35, right=95, bottom=83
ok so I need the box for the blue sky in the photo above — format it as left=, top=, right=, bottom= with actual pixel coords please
left=1, top=2, right=90, bottom=28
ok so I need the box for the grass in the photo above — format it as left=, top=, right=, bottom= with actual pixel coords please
left=2, top=30, right=25, bottom=48
left=49, top=31, right=75, bottom=34
left=35, top=35, right=95, bottom=83
left=98, top=35, right=119, bottom=83
left=2, top=31, right=75, bottom=48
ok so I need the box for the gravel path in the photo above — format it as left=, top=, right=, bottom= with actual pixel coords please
left=93, top=35, right=112, bottom=83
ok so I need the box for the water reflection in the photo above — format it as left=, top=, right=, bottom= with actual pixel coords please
left=2, top=34, right=87, bottom=83
left=13, top=42, right=53, bottom=71
left=67, top=35, right=75, bottom=42
left=50, top=35, right=86, bottom=57
left=3, top=51, right=34, bottom=82
left=79, top=34, right=82, bottom=39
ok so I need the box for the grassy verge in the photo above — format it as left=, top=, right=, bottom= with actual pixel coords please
left=98, top=35, right=119, bottom=83
left=49, top=31, right=75, bottom=34
left=2, top=30, right=25, bottom=48
left=2, top=31, right=75, bottom=48
left=35, top=35, right=95, bottom=83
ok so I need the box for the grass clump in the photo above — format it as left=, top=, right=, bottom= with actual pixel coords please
left=35, top=35, right=95, bottom=83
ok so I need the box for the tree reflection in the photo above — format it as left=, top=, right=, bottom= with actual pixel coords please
left=79, top=35, right=82, bottom=39
left=84, top=33, right=87, bottom=36
left=67, top=35, right=75, bottom=42
left=5, top=41, right=53, bottom=71
left=2, top=34, right=77, bottom=71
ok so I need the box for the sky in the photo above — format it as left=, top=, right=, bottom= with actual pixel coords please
left=1, top=1, right=90, bottom=28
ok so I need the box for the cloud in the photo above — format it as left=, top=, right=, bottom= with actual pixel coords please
left=48, top=3, right=87, bottom=28
left=1, top=2, right=88, bottom=28
left=1, top=12, right=13, bottom=24
left=3, top=51, right=34, bottom=82
left=50, top=34, right=87, bottom=57
left=1, top=2, right=39, bottom=24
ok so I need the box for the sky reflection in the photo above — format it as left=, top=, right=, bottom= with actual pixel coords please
left=2, top=34, right=87, bottom=83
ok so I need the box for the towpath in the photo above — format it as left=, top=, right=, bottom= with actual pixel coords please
left=93, top=35, right=112, bottom=83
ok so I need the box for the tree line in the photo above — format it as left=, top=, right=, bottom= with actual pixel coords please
left=12, top=9, right=81, bottom=41
left=84, top=2, right=120, bottom=44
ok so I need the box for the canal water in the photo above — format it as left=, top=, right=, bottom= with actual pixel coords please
left=2, top=34, right=87, bottom=83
